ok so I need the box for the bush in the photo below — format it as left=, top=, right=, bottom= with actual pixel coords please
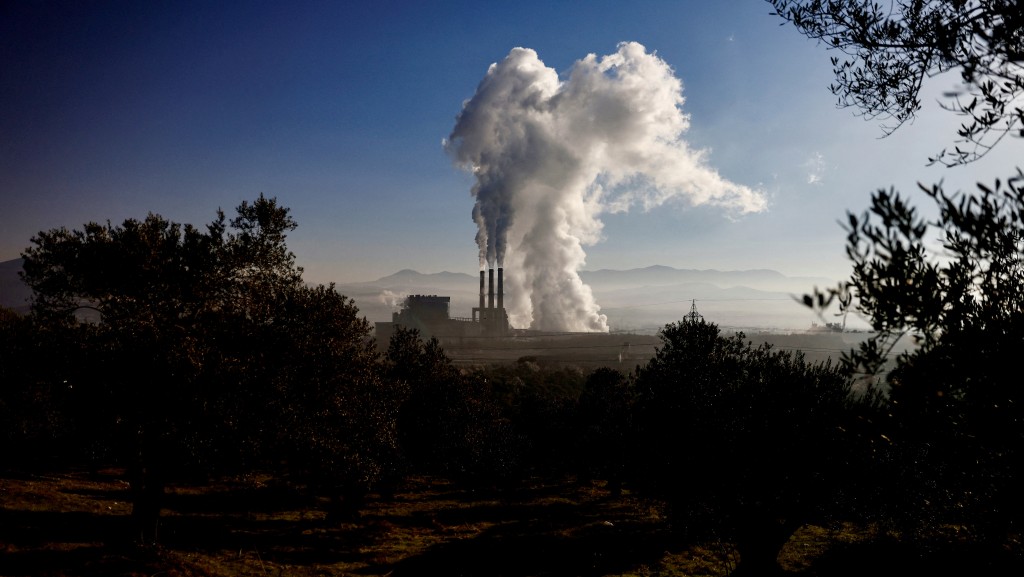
left=632, top=319, right=864, bottom=575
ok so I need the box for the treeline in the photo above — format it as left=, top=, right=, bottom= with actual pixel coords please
left=1, top=193, right=1022, bottom=574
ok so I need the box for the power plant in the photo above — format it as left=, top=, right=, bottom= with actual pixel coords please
left=374, top=266, right=511, bottom=345
left=370, top=264, right=666, bottom=369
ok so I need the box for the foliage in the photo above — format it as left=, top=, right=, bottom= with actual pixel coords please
left=576, top=367, right=632, bottom=492
left=806, top=170, right=1024, bottom=537
left=385, top=326, right=460, bottom=393
left=251, top=284, right=399, bottom=517
left=387, top=327, right=523, bottom=485
left=467, top=358, right=593, bottom=476
left=0, top=308, right=83, bottom=465
left=18, top=196, right=394, bottom=535
left=632, top=319, right=862, bottom=575
left=769, top=0, right=1024, bottom=165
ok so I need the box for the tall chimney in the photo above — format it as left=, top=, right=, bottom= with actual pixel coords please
left=497, top=267, right=504, bottom=312
left=479, top=270, right=485, bottom=313
left=488, top=268, right=495, bottom=310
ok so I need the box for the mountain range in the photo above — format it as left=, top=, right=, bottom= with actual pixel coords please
left=334, top=265, right=844, bottom=333
left=0, top=259, right=847, bottom=332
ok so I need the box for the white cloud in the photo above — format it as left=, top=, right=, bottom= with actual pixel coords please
left=804, top=152, right=826, bottom=185
left=446, top=42, right=765, bottom=331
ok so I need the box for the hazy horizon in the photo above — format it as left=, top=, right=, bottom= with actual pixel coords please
left=0, top=255, right=856, bottom=332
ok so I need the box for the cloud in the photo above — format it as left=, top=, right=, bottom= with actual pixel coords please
left=804, top=152, right=826, bottom=185
left=446, top=42, right=766, bottom=332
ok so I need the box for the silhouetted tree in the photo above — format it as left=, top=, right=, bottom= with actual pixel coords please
left=633, top=319, right=862, bottom=576
left=0, top=308, right=85, bottom=466
left=20, top=196, right=391, bottom=539
left=470, top=358, right=589, bottom=476
left=255, top=283, right=398, bottom=520
left=385, top=326, right=458, bottom=386
left=388, top=328, right=522, bottom=485
left=387, top=327, right=457, bottom=473
left=0, top=307, right=43, bottom=461
left=769, top=0, right=1024, bottom=165
left=807, top=171, right=1024, bottom=540
left=577, top=367, right=632, bottom=494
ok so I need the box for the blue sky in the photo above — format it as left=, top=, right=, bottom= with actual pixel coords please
left=2, top=0, right=1020, bottom=287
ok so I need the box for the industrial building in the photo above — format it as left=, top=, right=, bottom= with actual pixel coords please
left=375, top=267, right=511, bottom=346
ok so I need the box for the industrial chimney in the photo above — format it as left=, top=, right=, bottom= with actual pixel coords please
left=497, top=267, right=504, bottom=312
left=479, top=270, right=485, bottom=312
left=488, top=268, right=495, bottom=310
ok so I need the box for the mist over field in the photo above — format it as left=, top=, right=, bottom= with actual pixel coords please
left=1, top=258, right=855, bottom=333
left=332, top=265, right=856, bottom=334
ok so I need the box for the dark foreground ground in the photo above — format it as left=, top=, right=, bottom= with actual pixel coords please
left=1, top=469, right=1021, bottom=576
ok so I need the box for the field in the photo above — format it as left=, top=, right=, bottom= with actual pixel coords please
left=440, top=332, right=664, bottom=369
left=435, top=329, right=898, bottom=371
left=4, top=468, right=1018, bottom=577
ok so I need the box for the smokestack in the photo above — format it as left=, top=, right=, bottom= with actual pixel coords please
left=497, top=267, right=504, bottom=312
left=488, top=268, right=495, bottom=310
left=479, top=270, right=485, bottom=312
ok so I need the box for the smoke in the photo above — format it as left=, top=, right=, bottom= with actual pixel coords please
left=445, top=42, right=766, bottom=332
left=379, top=289, right=406, bottom=309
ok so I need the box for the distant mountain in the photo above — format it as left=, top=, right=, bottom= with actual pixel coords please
left=580, top=265, right=835, bottom=293
left=581, top=264, right=784, bottom=284
left=334, top=266, right=846, bottom=332
left=0, top=259, right=31, bottom=313
left=357, top=269, right=478, bottom=289
left=354, top=265, right=836, bottom=293
left=1, top=259, right=846, bottom=331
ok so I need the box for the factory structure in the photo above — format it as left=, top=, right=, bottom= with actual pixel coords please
left=374, top=267, right=512, bottom=345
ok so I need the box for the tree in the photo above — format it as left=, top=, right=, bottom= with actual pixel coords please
left=235, top=282, right=399, bottom=520
left=387, top=327, right=522, bottom=485
left=632, top=319, right=863, bottom=576
left=387, top=327, right=454, bottom=473
left=809, top=170, right=1024, bottom=539
left=467, top=358, right=590, bottom=477
left=0, top=307, right=84, bottom=466
left=22, top=208, right=230, bottom=539
left=576, top=367, right=632, bottom=495
left=19, top=195, right=389, bottom=539
left=769, top=0, right=1024, bottom=165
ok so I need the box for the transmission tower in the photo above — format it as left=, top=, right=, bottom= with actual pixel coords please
left=683, top=299, right=703, bottom=323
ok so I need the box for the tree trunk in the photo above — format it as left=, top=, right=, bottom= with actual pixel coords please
left=129, top=426, right=165, bottom=544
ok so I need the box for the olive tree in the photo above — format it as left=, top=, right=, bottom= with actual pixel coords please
left=632, top=319, right=864, bottom=576
left=769, top=0, right=1024, bottom=165
left=387, top=327, right=522, bottom=485
left=20, top=196, right=393, bottom=539
left=807, top=171, right=1024, bottom=538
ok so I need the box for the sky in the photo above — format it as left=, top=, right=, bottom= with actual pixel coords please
left=3, top=0, right=1021, bottom=290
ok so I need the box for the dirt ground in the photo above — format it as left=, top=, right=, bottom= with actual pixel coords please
left=1, top=468, right=1020, bottom=577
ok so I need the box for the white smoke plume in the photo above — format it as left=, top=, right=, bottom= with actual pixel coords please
left=445, top=42, right=767, bottom=332
left=379, top=289, right=406, bottom=310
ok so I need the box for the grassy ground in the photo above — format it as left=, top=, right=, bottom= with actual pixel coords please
left=1, top=468, right=1020, bottom=576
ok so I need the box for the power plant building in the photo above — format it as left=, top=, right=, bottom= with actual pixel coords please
left=375, top=267, right=511, bottom=346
